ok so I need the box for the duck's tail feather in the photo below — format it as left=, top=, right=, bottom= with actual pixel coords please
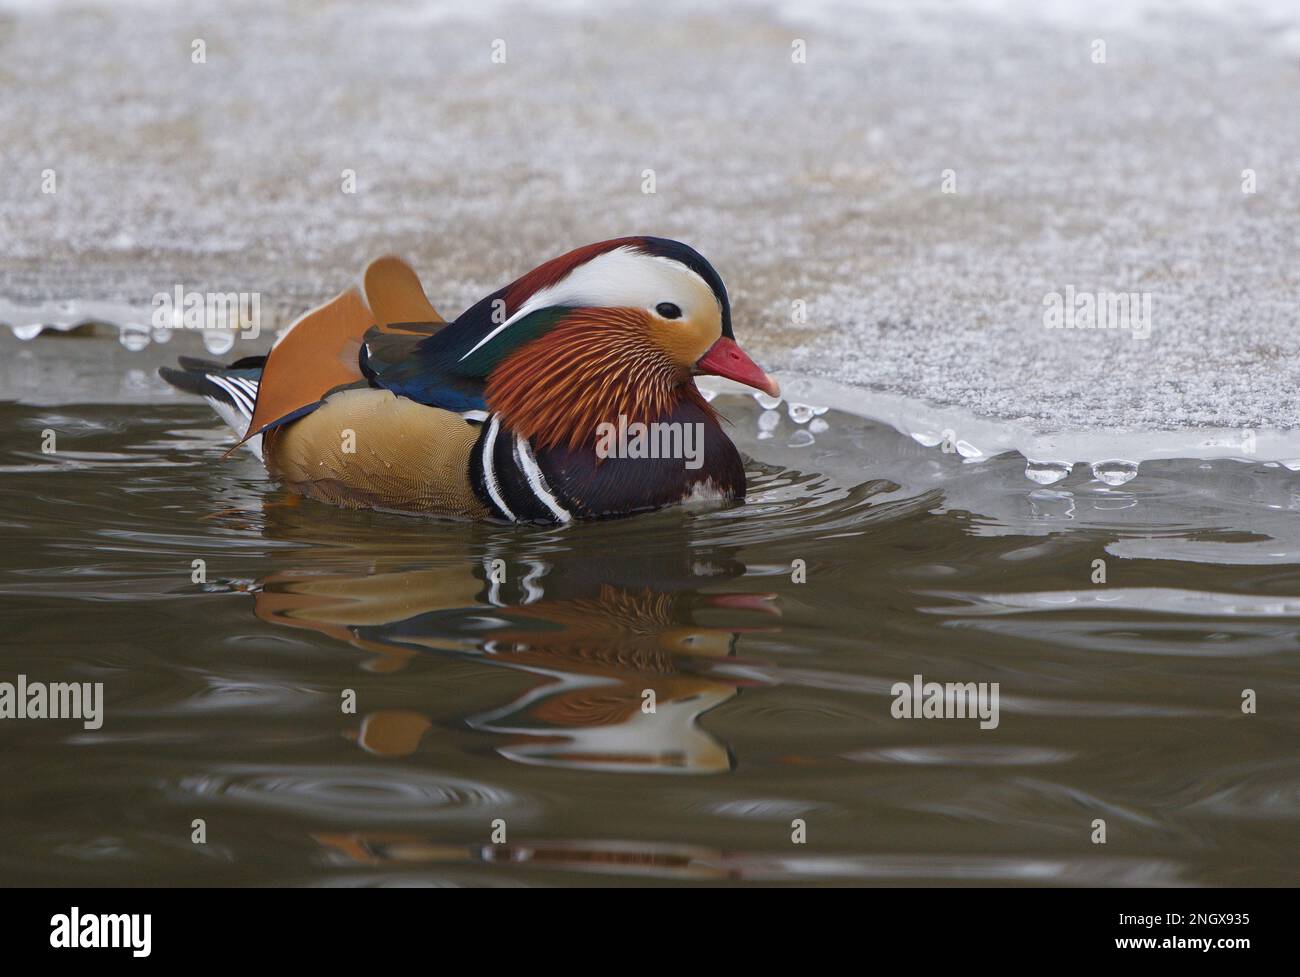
left=174, top=353, right=268, bottom=374
left=159, top=255, right=443, bottom=463
left=159, top=358, right=267, bottom=460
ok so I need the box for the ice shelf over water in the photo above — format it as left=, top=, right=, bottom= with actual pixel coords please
left=1, top=0, right=1298, bottom=471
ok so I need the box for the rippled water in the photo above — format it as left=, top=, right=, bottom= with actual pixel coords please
left=2, top=383, right=1298, bottom=887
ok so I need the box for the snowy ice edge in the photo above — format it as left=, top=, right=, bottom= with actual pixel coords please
left=702, top=374, right=1300, bottom=476
left=4, top=303, right=1299, bottom=476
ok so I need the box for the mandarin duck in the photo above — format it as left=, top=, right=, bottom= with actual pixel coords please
left=160, top=238, right=778, bottom=523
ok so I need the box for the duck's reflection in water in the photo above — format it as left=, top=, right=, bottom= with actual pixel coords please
left=308, top=833, right=1174, bottom=885
left=312, top=833, right=737, bottom=880
left=253, top=548, right=779, bottom=774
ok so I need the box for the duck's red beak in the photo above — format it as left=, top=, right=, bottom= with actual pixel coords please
left=694, top=337, right=780, bottom=398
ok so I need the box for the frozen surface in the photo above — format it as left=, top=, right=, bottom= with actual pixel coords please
left=1, top=0, right=1299, bottom=466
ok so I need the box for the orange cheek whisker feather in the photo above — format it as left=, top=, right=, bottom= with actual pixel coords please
left=485, top=309, right=717, bottom=453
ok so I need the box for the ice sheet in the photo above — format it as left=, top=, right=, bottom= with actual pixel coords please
left=1, top=0, right=1298, bottom=469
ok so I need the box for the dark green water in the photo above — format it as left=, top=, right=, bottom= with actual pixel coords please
left=2, top=389, right=1298, bottom=886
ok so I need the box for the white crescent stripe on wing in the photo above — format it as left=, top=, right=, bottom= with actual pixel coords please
left=513, top=434, right=572, bottom=524
left=481, top=416, right=517, bottom=522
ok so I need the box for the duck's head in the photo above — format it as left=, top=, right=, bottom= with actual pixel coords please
left=465, top=237, right=778, bottom=451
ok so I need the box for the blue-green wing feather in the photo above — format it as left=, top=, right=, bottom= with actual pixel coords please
left=361, top=301, right=569, bottom=412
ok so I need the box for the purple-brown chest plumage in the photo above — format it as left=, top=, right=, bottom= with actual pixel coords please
left=469, top=397, right=745, bottom=523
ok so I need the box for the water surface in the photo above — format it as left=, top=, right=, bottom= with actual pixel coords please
left=2, top=390, right=1297, bottom=886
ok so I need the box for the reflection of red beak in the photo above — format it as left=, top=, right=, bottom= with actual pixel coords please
left=705, top=592, right=782, bottom=617
left=695, top=337, right=780, bottom=398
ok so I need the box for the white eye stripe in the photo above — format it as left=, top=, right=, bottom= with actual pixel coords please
left=458, top=246, right=717, bottom=363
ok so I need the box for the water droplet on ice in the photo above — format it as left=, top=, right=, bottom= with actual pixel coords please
left=151, top=326, right=173, bottom=344
left=1091, top=459, right=1138, bottom=486
left=119, top=322, right=151, bottom=351
left=203, top=329, right=236, bottom=355
left=809, top=418, right=829, bottom=434
left=754, top=392, right=782, bottom=410
left=1025, top=460, right=1071, bottom=485
left=12, top=323, right=44, bottom=341
left=787, top=402, right=815, bottom=424
left=758, top=410, right=780, bottom=432
left=788, top=430, right=815, bottom=448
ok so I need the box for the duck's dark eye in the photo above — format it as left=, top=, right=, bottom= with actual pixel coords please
left=655, top=302, right=683, bottom=319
